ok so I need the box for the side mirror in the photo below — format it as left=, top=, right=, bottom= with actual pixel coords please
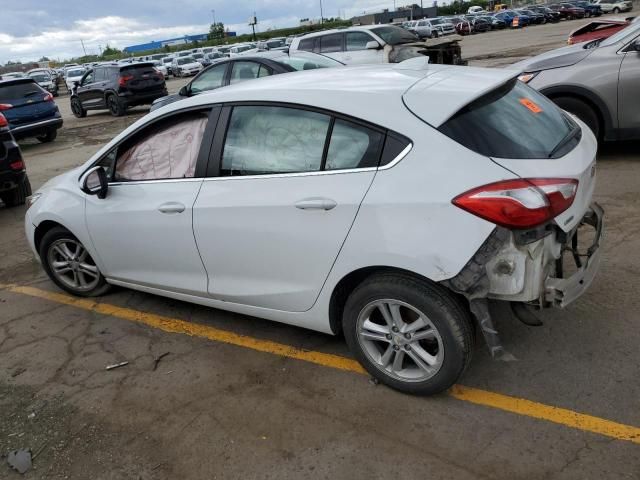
left=366, top=40, right=381, bottom=50
left=179, top=85, right=189, bottom=96
left=81, top=166, right=108, bottom=199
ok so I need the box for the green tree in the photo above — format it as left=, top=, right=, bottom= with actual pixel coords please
left=208, top=22, right=225, bottom=40
left=102, top=44, right=122, bottom=58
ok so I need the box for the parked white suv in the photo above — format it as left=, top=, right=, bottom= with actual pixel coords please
left=25, top=61, right=603, bottom=395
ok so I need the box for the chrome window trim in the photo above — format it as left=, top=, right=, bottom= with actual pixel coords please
left=378, top=142, right=413, bottom=170
left=108, top=178, right=203, bottom=186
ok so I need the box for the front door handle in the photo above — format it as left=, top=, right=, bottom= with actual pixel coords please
left=295, top=198, right=337, bottom=211
left=158, top=202, right=186, bottom=214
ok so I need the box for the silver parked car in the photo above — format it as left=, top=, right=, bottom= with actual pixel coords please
left=514, top=21, right=640, bottom=141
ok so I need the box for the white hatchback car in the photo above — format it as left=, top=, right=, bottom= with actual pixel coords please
left=25, top=61, right=603, bottom=395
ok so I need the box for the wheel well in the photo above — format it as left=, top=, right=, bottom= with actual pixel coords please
left=34, top=220, right=66, bottom=255
left=328, top=266, right=437, bottom=336
left=546, top=91, right=605, bottom=135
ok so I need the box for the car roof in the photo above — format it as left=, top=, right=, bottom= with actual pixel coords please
left=147, top=59, right=518, bottom=129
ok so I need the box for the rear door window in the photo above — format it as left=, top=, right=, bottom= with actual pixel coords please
left=438, top=80, right=579, bottom=159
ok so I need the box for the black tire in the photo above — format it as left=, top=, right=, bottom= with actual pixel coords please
left=342, top=273, right=474, bottom=396
left=432, top=30, right=439, bottom=38
left=36, top=129, right=57, bottom=143
left=613, top=7, right=620, bottom=13
left=39, top=226, right=111, bottom=297
left=0, top=175, right=31, bottom=207
left=553, top=96, right=600, bottom=140
left=107, top=94, right=125, bottom=117
left=70, top=97, right=86, bottom=118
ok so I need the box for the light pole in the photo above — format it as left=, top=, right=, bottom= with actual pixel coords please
left=211, top=9, right=216, bottom=25
left=320, top=0, right=324, bottom=24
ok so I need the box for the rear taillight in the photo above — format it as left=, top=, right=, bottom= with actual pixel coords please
left=452, top=178, right=579, bottom=229
left=43, top=93, right=53, bottom=102
left=118, top=74, right=134, bottom=87
left=0, top=113, right=7, bottom=127
left=0, top=104, right=12, bottom=111
left=153, top=68, right=164, bottom=80
left=10, top=160, right=24, bottom=170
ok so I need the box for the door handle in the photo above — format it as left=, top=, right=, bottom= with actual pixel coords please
left=295, top=198, right=337, bottom=211
left=158, top=202, right=186, bottom=214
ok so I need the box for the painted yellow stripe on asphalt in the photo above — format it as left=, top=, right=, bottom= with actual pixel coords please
left=2, top=283, right=639, bottom=445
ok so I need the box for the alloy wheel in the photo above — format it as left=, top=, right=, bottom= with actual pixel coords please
left=356, top=299, right=444, bottom=383
left=47, top=239, right=100, bottom=292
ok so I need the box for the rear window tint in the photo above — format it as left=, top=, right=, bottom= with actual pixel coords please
left=0, top=81, right=43, bottom=101
left=121, top=64, right=156, bottom=75
left=380, top=133, right=412, bottom=166
left=438, top=80, right=579, bottom=159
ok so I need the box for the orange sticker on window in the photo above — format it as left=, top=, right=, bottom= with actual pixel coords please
left=519, top=98, right=542, bottom=114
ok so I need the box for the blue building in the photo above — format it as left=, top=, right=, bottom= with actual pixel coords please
left=124, top=32, right=236, bottom=53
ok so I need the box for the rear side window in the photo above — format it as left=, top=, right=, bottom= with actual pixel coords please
left=221, top=106, right=330, bottom=176
left=320, top=34, right=343, bottom=53
left=0, top=81, right=44, bottom=101
left=325, top=120, right=384, bottom=170
left=380, top=133, right=412, bottom=166
left=438, top=80, right=579, bottom=159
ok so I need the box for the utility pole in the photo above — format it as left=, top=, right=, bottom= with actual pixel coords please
left=80, top=39, right=87, bottom=56
left=211, top=9, right=216, bottom=25
left=320, top=0, right=324, bottom=24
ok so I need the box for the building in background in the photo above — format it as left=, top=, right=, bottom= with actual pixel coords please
left=124, top=32, right=237, bottom=53
left=351, top=4, right=438, bottom=25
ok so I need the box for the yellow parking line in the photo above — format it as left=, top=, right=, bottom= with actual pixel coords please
left=2, top=283, right=639, bottom=445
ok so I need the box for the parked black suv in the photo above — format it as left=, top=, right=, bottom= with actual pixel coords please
left=70, top=62, right=168, bottom=118
left=0, top=113, right=31, bottom=207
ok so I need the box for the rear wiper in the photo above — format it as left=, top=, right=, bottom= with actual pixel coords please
left=549, top=124, right=580, bottom=158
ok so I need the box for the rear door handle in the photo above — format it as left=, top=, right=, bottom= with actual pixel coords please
left=295, top=198, right=337, bottom=211
left=158, top=202, right=185, bottom=214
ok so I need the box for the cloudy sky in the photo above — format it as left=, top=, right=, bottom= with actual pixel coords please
left=1, top=0, right=421, bottom=63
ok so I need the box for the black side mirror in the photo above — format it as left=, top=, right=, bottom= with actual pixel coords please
left=81, top=166, right=108, bottom=199
left=179, top=85, right=189, bottom=96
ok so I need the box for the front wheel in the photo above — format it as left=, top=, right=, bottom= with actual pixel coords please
left=343, top=273, right=474, bottom=395
left=432, top=30, right=439, bottom=38
left=554, top=96, right=600, bottom=140
left=70, top=97, right=86, bottom=118
left=40, top=227, right=111, bottom=297
left=612, top=7, right=620, bottom=13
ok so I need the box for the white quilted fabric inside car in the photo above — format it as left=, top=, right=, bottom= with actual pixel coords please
left=222, top=106, right=330, bottom=175
left=116, top=114, right=208, bottom=180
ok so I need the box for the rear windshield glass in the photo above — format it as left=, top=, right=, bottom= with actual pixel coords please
left=67, top=69, right=85, bottom=77
left=370, top=26, right=418, bottom=45
left=438, top=80, right=580, bottom=159
left=121, top=64, right=157, bottom=75
left=29, top=74, right=50, bottom=83
left=0, top=82, right=43, bottom=101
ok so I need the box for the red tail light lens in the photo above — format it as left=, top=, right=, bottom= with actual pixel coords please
left=0, top=104, right=12, bottom=111
left=452, top=178, right=579, bottom=229
left=118, top=74, right=134, bottom=87
left=0, top=113, right=7, bottom=127
left=10, top=160, right=25, bottom=170
left=43, top=93, right=53, bottom=102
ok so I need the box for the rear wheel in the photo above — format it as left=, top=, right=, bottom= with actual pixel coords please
left=107, top=94, right=125, bottom=117
left=343, top=273, right=474, bottom=395
left=40, top=227, right=111, bottom=297
left=0, top=175, right=31, bottom=207
left=553, top=96, right=600, bottom=140
left=70, top=97, right=86, bottom=118
left=36, top=128, right=57, bottom=143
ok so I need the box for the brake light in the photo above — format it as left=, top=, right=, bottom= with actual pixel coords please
left=119, top=74, right=134, bottom=87
left=10, top=160, right=24, bottom=170
left=43, top=93, right=53, bottom=102
left=153, top=68, right=164, bottom=80
left=0, top=104, right=12, bottom=111
left=0, top=113, right=7, bottom=127
left=452, top=178, right=579, bottom=229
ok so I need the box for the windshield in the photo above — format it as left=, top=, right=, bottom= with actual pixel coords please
left=178, top=58, right=195, bottom=65
left=67, top=69, right=85, bottom=77
left=276, top=53, right=343, bottom=70
left=600, top=22, right=640, bottom=46
left=370, top=26, right=418, bottom=45
left=162, top=58, right=172, bottom=64
left=438, top=80, right=579, bottom=159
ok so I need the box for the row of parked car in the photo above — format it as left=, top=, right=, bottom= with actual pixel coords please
left=403, top=0, right=633, bottom=36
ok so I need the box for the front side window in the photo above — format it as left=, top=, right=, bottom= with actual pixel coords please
left=276, top=53, right=343, bottom=70
left=82, top=70, right=95, bottom=85
left=298, top=37, right=316, bottom=52
left=114, top=111, right=209, bottom=181
left=346, top=32, right=373, bottom=51
left=229, top=62, right=271, bottom=85
left=221, top=106, right=330, bottom=176
left=370, top=26, right=418, bottom=45
left=320, top=34, right=343, bottom=53
left=438, top=80, right=579, bottom=159
left=325, top=120, right=384, bottom=170
left=190, top=64, right=227, bottom=94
